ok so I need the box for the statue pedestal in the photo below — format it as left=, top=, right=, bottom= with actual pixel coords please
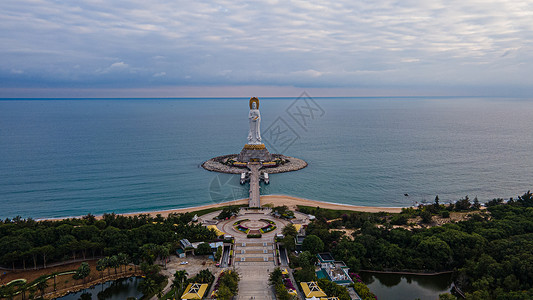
left=236, top=144, right=273, bottom=162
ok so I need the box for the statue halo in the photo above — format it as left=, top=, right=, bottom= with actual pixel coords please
left=249, top=97, right=259, bottom=109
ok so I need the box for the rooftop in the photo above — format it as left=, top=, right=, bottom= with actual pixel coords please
left=181, top=283, right=208, bottom=299
left=300, top=281, right=327, bottom=298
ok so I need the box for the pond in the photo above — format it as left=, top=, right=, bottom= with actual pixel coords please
left=56, top=276, right=144, bottom=300
left=361, top=272, right=453, bottom=300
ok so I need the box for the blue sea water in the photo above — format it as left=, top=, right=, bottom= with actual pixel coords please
left=1, top=97, right=532, bottom=219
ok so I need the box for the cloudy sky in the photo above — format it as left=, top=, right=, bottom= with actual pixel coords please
left=1, top=0, right=532, bottom=97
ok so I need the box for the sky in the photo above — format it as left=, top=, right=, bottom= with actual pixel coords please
left=1, top=0, right=532, bottom=97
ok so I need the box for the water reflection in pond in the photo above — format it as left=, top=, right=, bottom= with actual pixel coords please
left=56, top=276, right=144, bottom=300
left=361, top=272, right=453, bottom=300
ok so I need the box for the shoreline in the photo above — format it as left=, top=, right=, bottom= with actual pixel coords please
left=41, top=195, right=405, bottom=221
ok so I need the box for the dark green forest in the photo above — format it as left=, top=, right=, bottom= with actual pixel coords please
left=0, top=212, right=216, bottom=271
left=295, top=191, right=533, bottom=299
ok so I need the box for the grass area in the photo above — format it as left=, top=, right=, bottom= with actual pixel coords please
left=160, top=286, right=179, bottom=300
left=190, top=204, right=247, bottom=217
left=297, top=205, right=389, bottom=218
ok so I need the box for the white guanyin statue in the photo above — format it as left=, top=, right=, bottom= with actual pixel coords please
left=247, top=98, right=262, bottom=145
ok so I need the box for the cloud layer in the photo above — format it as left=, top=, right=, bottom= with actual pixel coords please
left=1, top=0, right=532, bottom=95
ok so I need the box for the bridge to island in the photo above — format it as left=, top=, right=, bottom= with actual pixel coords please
left=247, top=163, right=261, bottom=208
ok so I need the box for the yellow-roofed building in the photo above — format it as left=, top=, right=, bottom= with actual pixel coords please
left=181, top=283, right=208, bottom=299
left=294, top=224, right=302, bottom=232
left=300, top=281, right=327, bottom=298
left=207, top=225, right=225, bottom=236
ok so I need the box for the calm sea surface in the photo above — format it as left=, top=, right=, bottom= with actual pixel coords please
left=1, top=97, right=532, bottom=219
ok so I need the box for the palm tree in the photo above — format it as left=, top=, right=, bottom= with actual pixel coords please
left=108, top=255, right=119, bottom=275
left=172, top=270, right=188, bottom=298
left=51, top=272, right=60, bottom=291
left=96, top=258, right=106, bottom=279
left=36, top=280, right=49, bottom=298
left=75, top=262, right=91, bottom=284
left=159, top=246, right=170, bottom=269
left=139, top=278, right=158, bottom=298
left=2, top=285, right=15, bottom=300
left=28, top=286, right=36, bottom=300
left=117, top=253, right=129, bottom=273
left=20, top=283, right=28, bottom=300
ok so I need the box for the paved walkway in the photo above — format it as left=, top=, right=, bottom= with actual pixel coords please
left=235, top=265, right=274, bottom=300
left=247, top=163, right=261, bottom=208
left=224, top=210, right=279, bottom=299
left=206, top=206, right=311, bottom=299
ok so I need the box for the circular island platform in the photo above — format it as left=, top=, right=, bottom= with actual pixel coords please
left=202, top=154, right=307, bottom=174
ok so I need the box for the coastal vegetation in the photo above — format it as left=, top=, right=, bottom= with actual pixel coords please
left=0, top=212, right=217, bottom=298
left=0, top=212, right=216, bottom=271
left=293, top=191, right=533, bottom=299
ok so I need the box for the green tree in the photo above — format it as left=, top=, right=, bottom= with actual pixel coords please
left=317, top=278, right=351, bottom=300
left=269, top=268, right=283, bottom=285
left=421, top=209, right=433, bottom=224
left=302, top=235, right=324, bottom=254
left=36, top=280, right=49, bottom=298
left=220, top=270, right=239, bottom=294
left=117, top=252, right=129, bottom=273
left=294, top=266, right=316, bottom=282
left=439, top=293, right=456, bottom=300
left=517, top=190, right=533, bottom=207
left=298, top=251, right=317, bottom=268
left=195, top=243, right=213, bottom=255
left=194, top=269, right=214, bottom=283
left=1, top=285, right=15, bottom=300
left=274, top=283, right=294, bottom=300
left=96, top=258, right=106, bottom=279
left=74, top=262, right=91, bottom=284
left=138, top=278, right=158, bottom=298
left=37, top=245, right=54, bottom=268
left=108, top=255, right=119, bottom=274
left=281, top=235, right=296, bottom=252
left=216, top=285, right=233, bottom=300
left=172, top=270, right=188, bottom=298
left=217, top=206, right=240, bottom=219
left=282, top=224, right=298, bottom=237
left=417, top=236, right=451, bottom=269
left=455, top=196, right=471, bottom=211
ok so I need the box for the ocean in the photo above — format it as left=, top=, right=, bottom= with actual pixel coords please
left=1, top=97, right=532, bottom=219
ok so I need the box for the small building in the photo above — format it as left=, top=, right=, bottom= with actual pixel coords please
left=209, top=241, right=224, bottom=249
left=316, top=253, right=353, bottom=286
left=181, top=283, right=208, bottom=299
left=300, top=281, right=327, bottom=299
left=180, top=239, right=192, bottom=249
left=176, top=248, right=186, bottom=258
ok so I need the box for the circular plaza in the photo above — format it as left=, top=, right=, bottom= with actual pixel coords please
left=216, top=209, right=291, bottom=238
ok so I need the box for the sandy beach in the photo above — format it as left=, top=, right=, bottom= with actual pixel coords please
left=113, top=194, right=404, bottom=219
